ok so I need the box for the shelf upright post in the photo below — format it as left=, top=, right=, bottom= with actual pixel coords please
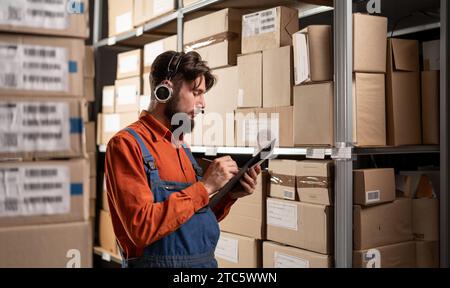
left=93, top=0, right=103, bottom=46
left=334, top=0, right=353, bottom=268
left=440, top=0, right=449, bottom=268
left=177, top=0, right=184, bottom=52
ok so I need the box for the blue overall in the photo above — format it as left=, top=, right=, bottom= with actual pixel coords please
left=120, top=128, right=220, bottom=268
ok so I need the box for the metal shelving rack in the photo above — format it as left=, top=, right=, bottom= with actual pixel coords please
left=92, top=0, right=449, bottom=268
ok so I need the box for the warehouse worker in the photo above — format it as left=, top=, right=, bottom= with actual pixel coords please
left=105, top=51, right=261, bottom=268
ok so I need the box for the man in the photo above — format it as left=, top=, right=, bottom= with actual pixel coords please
left=105, top=51, right=261, bottom=268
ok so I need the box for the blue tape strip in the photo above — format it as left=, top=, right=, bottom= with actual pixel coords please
left=69, top=61, right=78, bottom=73
left=70, top=118, right=83, bottom=134
left=70, top=183, right=83, bottom=196
left=79, top=2, right=85, bottom=13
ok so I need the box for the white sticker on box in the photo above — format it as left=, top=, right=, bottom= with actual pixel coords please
left=119, top=55, right=139, bottom=75
left=0, top=43, right=68, bottom=92
left=0, top=164, right=70, bottom=217
left=283, top=189, right=295, bottom=200
left=116, top=12, right=132, bottom=34
left=294, top=33, right=310, bottom=85
left=153, top=0, right=174, bottom=16
left=103, top=114, right=120, bottom=133
left=0, top=0, right=68, bottom=30
left=215, top=236, right=238, bottom=263
left=103, top=89, right=115, bottom=107
left=274, top=252, right=310, bottom=268
left=306, top=148, right=326, bottom=159
left=267, top=198, right=298, bottom=231
left=144, top=41, right=164, bottom=67
left=116, top=85, right=138, bottom=105
left=0, top=101, right=70, bottom=153
left=243, top=8, right=277, bottom=37
left=365, top=190, right=380, bottom=204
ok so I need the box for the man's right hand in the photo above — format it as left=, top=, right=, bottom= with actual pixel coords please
left=200, top=156, right=238, bottom=195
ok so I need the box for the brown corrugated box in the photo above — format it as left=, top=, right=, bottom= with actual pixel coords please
left=195, top=39, right=240, bottom=70
left=353, top=14, right=387, bottom=73
left=84, top=46, right=95, bottom=78
left=268, top=160, right=298, bottom=201
left=0, top=35, right=84, bottom=97
left=353, top=198, right=413, bottom=250
left=293, top=82, right=334, bottom=147
left=98, top=112, right=139, bottom=145
left=237, top=52, right=262, bottom=108
left=416, top=241, right=439, bottom=268
left=108, top=0, right=133, bottom=37
left=88, top=152, right=97, bottom=177
left=297, top=160, right=334, bottom=205
left=242, top=6, right=298, bottom=54
left=386, top=38, right=422, bottom=146
left=353, top=168, right=395, bottom=206
left=412, top=198, right=439, bottom=241
left=114, top=77, right=141, bottom=113
left=100, top=210, right=117, bottom=255
left=263, top=241, right=332, bottom=268
left=353, top=241, right=416, bottom=268
left=184, top=9, right=247, bottom=46
left=421, top=71, right=440, bottom=145
left=85, top=122, right=96, bottom=154
left=0, top=159, right=90, bottom=228
left=220, top=172, right=267, bottom=239
left=0, top=221, right=92, bottom=268
left=116, top=49, right=142, bottom=80
left=133, top=0, right=176, bottom=27
left=0, top=0, right=89, bottom=39
left=143, top=35, right=177, bottom=73
left=89, top=177, right=96, bottom=200
left=266, top=198, right=333, bottom=254
left=216, top=232, right=261, bottom=268
left=84, top=77, right=95, bottom=102
left=422, top=40, right=440, bottom=71
left=102, top=86, right=116, bottom=113
left=293, top=25, right=333, bottom=85
left=0, top=97, right=85, bottom=160
left=352, top=73, right=386, bottom=147
left=263, top=46, right=293, bottom=108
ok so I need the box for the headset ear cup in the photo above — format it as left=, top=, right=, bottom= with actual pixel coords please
left=154, top=84, right=173, bottom=103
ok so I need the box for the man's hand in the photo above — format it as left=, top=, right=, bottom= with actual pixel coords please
left=200, top=156, right=238, bottom=195
left=229, top=165, right=262, bottom=200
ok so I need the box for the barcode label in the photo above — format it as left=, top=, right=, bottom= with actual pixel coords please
left=0, top=0, right=68, bottom=30
left=243, top=8, right=277, bottom=37
left=0, top=165, right=70, bottom=217
left=0, top=101, right=70, bottom=153
left=366, top=190, right=380, bottom=204
left=0, top=73, right=18, bottom=88
left=259, top=8, right=276, bottom=34
left=283, top=190, right=295, bottom=200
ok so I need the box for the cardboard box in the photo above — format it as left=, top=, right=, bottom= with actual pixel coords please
left=293, top=25, right=333, bottom=85
left=0, top=159, right=90, bottom=227
left=184, top=9, right=246, bottom=45
left=98, top=112, right=139, bottom=145
left=88, top=152, right=97, bottom=177
left=297, top=160, right=334, bottom=205
left=354, top=198, right=413, bottom=250
left=89, top=177, right=96, bottom=200
left=386, top=38, right=422, bottom=146
left=108, top=0, right=133, bottom=37
left=220, top=172, right=266, bottom=239
left=215, top=232, right=261, bottom=268
left=263, top=241, right=332, bottom=268
left=133, top=0, right=176, bottom=27
left=242, top=7, right=299, bottom=54
left=237, top=52, right=262, bottom=108
left=100, top=210, right=117, bottom=255
left=422, top=40, right=440, bottom=71
left=102, top=86, right=116, bottom=113
left=398, top=171, right=440, bottom=199
left=117, top=49, right=142, bottom=79
left=268, top=160, right=298, bottom=201
left=353, top=14, right=387, bottom=73
left=266, top=198, right=333, bottom=254
left=114, top=77, right=141, bottom=113
left=0, top=35, right=84, bottom=97
left=235, top=106, right=294, bottom=148
left=84, top=77, right=95, bottom=102
left=195, top=39, right=240, bottom=70
left=421, top=71, right=440, bottom=144
left=293, top=82, right=334, bottom=147
left=143, top=35, right=177, bottom=73
left=0, top=0, right=89, bottom=39
left=183, top=0, right=200, bottom=6
left=0, top=221, right=92, bottom=268
left=85, top=122, right=96, bottom=154
left=353, top=241, right=416, bottom=268
left=84, top=46, right=95, bottom=78
left=416, top=241, right=439, bottom=268
left=263, top=46, right=293, bottom=108
left=89, top=198, right=95, bottom=218
left=413, top=198, right=439, bottom=241
left=0, top=97, right=85, bottom=160
left=353, top=169, right=396, bottom=206
left=352, top=73, right=386, bottom=147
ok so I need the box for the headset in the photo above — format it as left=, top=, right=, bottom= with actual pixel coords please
left=153, top=52, right=184, bottom=103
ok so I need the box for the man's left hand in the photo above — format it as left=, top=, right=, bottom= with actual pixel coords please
left=229, top=165, right=262, bottom=200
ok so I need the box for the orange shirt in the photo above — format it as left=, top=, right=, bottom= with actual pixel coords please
left=105, top=111, right=236, bottom=259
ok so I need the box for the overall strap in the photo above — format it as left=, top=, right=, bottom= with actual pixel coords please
left=181, top=143, right=203, bottom=178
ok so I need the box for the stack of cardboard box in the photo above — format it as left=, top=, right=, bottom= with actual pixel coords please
left=0, top=0, right=92, bottom=267
left=263, top=159, right=334, bottom=268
